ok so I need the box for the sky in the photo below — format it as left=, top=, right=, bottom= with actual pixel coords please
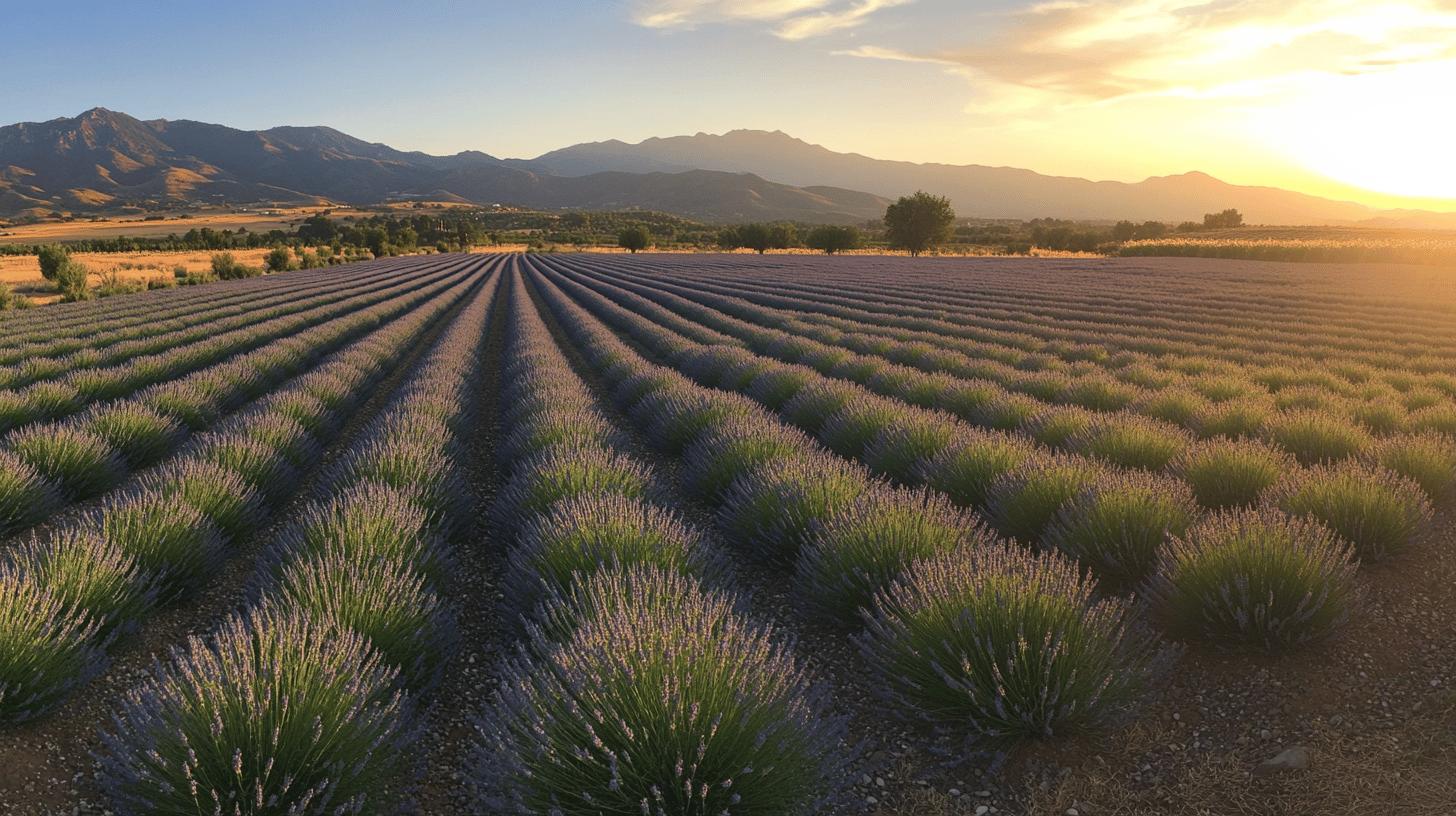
left=4, top=0, right=1453, bottom=209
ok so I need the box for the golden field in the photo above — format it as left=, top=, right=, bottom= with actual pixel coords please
left=0, top=248, right=275, bottom=304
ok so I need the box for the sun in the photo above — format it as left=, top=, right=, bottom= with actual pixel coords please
left=1265, top=60, right=1456, bottom=201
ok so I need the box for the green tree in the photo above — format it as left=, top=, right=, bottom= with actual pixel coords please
left=716, top=228, right=743, bottom=251
left=768, top=223, right=799, bottom=250
left=1134, top=221, right=1169, bottom=239
left=265, top=246, right=294, bottom=273
left=1203, top=209, right=1244, bottom=229
left=53, top=259, right=91, bottom=302
left=805, top=225, right=862, bottom=254
left=37, top=244, right=70, bottom=281
left=884, top=191, right=956, bottom=256
left=1111, top=220, right=1137, bottom=242
left=618, top=225, right=651, bottom=253
left=737, top=223, right=773, bottom=254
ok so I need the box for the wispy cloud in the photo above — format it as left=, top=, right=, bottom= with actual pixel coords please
left=845, top=0, right=1456, bottom=108
left=631, top=0, right=912, bottom=39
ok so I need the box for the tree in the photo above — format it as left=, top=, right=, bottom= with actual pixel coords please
left=265, top=246, right=294, bottom=273
left=806, top=225, right=862, bottom=254
left=212, top=252, right=261, bottom=280
left=53, top=259, right=91, bottom=302
left=716, top=228, right=743, bottom=251
left=37, top=244, right=69, bottom=281
left=1111, top=220, right=1137, bottom=242
left=1134, top=221, right=1169, bottom=240
left=734, top=223, right=773, bottom=254
left=884, top=192, right=956, bottom=256
left=618, top=225, right=651, bottom=253
left=1203, top=208, right=1244, bottom=229
left=768, top=223, right=799, bottom=250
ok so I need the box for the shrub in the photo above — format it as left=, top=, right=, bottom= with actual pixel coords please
left=1043, top=470, right=1201, bottom=593
left=93, top=491, right=225, bottom=603
left=477, top=579, right=845, bottom=816
left=210, top=252, right=261, bottom=280
left=1169, top=437, right=1295, bottom=509
left=142, top=382, right=220, bottom=430
left=0, top=567, right=107, bottom=723
left=984, top=454, right=1104, bottom=544
left=54, top=259, right=92, bottom=302
left=1021, top=406, right=1097, bottom=449
left=0, top=450, right=60, bottom=537
left=244, top=413, right=320, bottom=470
left=635, top=389, right=753, bottom=454
left=1136, top=387, right=1211, bottom=428
left=265, top=391, right=336, bottom=437
left=496, top=444, right=652, bottom=527
left=682, top=416, right=810, bottom=502
left=1349, top=399, right=1409, bottom=435
left=863, top=413, right=958, bottom=484
left=504, top=494, right=725, bottom=623
left=799, top=485, right=990, bottom=622
left=818, top=397, right=900, bottom=458
left=272, top=551, right=457, bottom=692
left=1192, top=399, right=1270, bottom=438
left=99, top=609, right=415, bottom=814
left=527, top=563, right=746, bottom=646
left=971, top=391, right=1043, bottom=431
left=6, top=533, right=157, bottom=636
left=1062, top=376, right=1138, bottom=412
left=265, top=245, right=296, bottom=273
left=781, top=380, right=859, bottom=434
left=37, top=244, right=69, bottom=281
left=1148, top=509, right=1358, bottom=650
left=1069, top=413, right=1193, bottom=471
left=1366, top=431, right=1456, bottom=498
left=137, top=459, right=262, bottom=541
left=858, top=542, right=1171, bottom=745
left=718, top=452, right=874, bottom=563
left=748, top=366, right=815, bottom=410
left=1262, top=462, right=1432, bottom=562
left=1409, top=405, right=1456, bottom=435
left=1262, top=409, right=1374, bottom=464
left=501, top=409, right=613, bottom=464
left=197, top=433, right=296, bottom=502
left=918, top=429, right=1037, bottom=510
left=83, top=404, right=185, bottom=467
left=6, top=424, right=126, bottom=499
left=284, top=484, right=452, bottom=582
left=23, top=381, right=82, bottom=421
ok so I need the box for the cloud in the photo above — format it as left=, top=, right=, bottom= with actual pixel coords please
left=631, top=0, right=911, bottom=38
left=844, top=0, right=1456, bottom=108
left=775, top=0, right=915, bottom=40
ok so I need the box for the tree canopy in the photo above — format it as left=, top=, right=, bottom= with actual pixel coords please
left=884, top=192, right=956, bottom=256
left=806, top=225, right=862, bottom=254
left=618, top=225, right=651, bottom=253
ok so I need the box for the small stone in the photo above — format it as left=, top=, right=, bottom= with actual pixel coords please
left=1259, top=728, right=1272, bottom=740
left=865, top=795, right=878, bottom=805
left=1254, top=746, right=1311, bottom=777
left=975, top=807, right=990, bottom=816
left=949, top=788, right=961, bottom=797
left=1066, top=809, right=1080, bottom=816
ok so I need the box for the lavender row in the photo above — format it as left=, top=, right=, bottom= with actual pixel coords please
left=583, top=254, right=1456, bottom=375
left=474, top=266, right=846, bottom=815
left=539, top=259, right=1438, bottom=566
left=0, top=258, right=483, bottom=541
left=532, top=259, right=1386, bottom=687
left=95, top=261, right=503, bottom=815
left=553, top=257, right=1456, bottom=461
left=0, top=259, right=406, bottom=369
left=0, top=260, right=486, bottom=724
left=0, top=255, right=466, bottom=436
left=522, top=261, right=1176, bottom=757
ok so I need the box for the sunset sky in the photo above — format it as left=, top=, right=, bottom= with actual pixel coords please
left=6, top=1, right=1453, bottom=209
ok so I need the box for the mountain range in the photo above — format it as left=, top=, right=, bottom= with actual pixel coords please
left=1, top=108, right=1448, bottom=226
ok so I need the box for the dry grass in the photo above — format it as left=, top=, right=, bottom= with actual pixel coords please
left=0, top=248, right=274, bottom=304
left=0, top=206, right=376, bottom=245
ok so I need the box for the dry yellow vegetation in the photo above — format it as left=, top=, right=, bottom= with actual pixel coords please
left=0, top=206, right=377, bottom=245
left=0, top=248, right=274, bottom=304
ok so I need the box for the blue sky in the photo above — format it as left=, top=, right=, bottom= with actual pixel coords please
left=5, top=1, right=1453, bottom=205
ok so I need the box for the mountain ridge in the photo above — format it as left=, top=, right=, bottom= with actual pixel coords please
left=3, top=109, right=1449, bottom=227
left=0, top=109, right=883, bottom=224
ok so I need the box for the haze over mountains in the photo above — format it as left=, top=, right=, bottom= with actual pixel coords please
left=1, top=108, right=1446, bottom=227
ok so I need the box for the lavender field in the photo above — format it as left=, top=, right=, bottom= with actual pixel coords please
left=2, top=252, right=1453, bottom=815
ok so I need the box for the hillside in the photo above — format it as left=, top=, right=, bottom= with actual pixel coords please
left=527, top=130, right=1393, bottom=224
left=0, top=110, right=884, bottom=224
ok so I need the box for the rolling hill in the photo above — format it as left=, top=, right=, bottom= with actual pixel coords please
left=0, top=109, right=884, bottom=223
left=524, top=129, right=1398, bottom=224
